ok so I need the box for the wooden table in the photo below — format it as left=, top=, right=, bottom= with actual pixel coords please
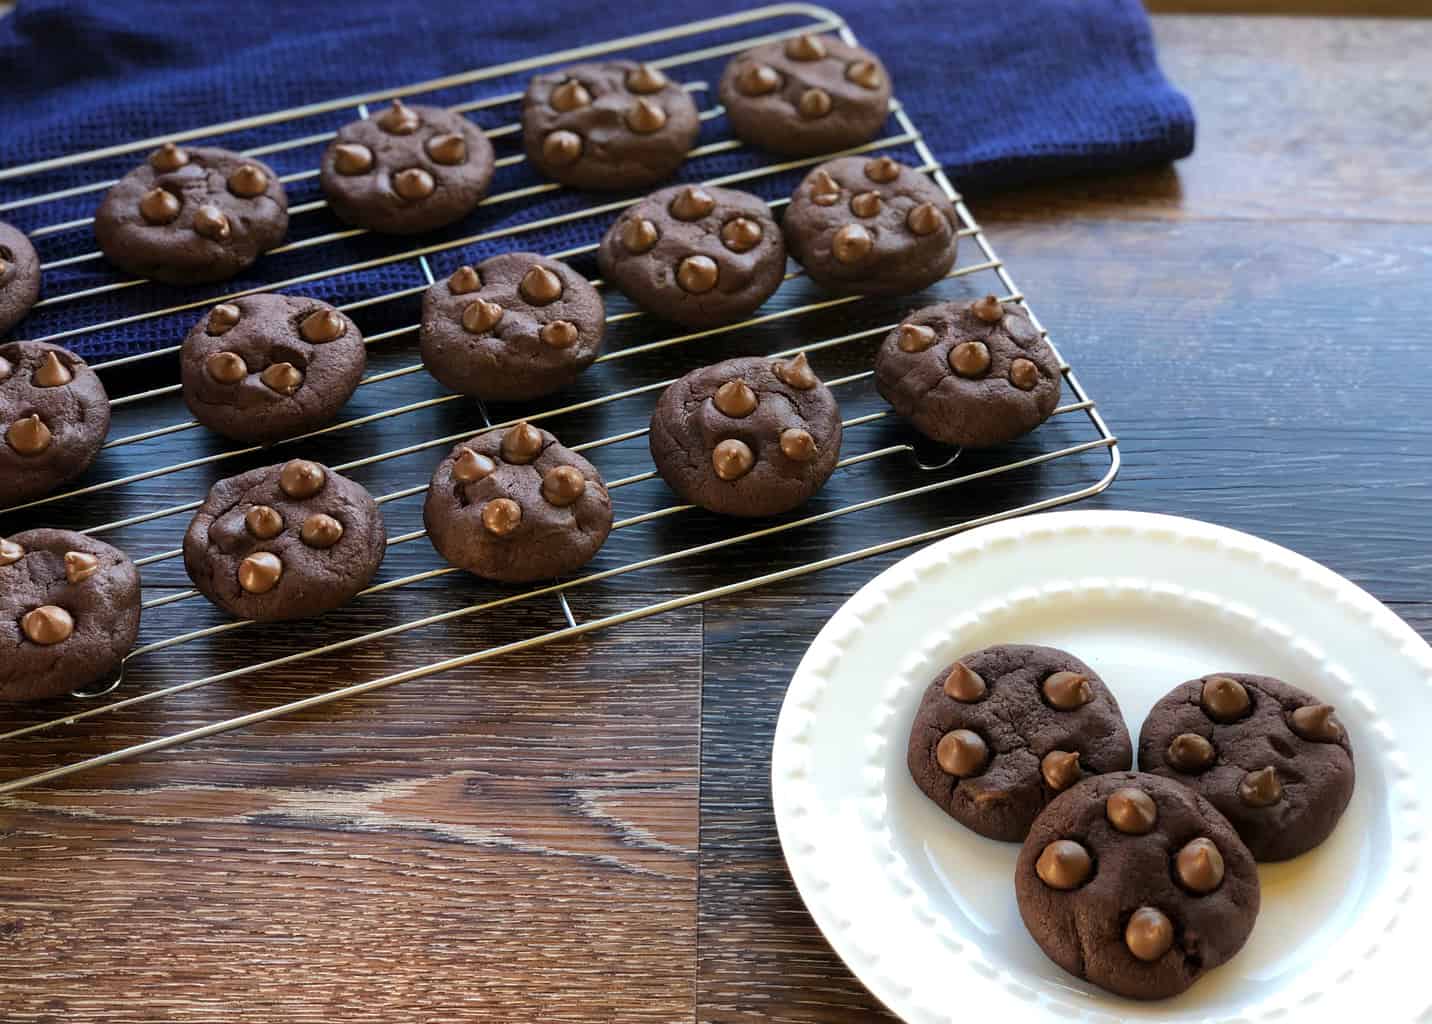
left=2, top=14, right=1429, bottom=1022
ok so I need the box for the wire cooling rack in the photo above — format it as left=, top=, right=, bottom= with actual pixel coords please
left=0, top=4, right=1118, bottom=795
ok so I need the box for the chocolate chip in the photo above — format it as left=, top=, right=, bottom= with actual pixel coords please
left=64, top=551, right=100, bottom=585
left=625, top=98, right=667, bottom=134
left=736, top=63, right=781, bottom=96
left=677, top=255, right=718, bottom=294
left=850, top=191, right=881, bottom=218
left=623, top=217, right=660, bottom=253
left=551, top=80, right=592, bottom=112
left=721, top=217, right=763, bottom=253
left=845, top=59, right=883, bottom=90
left=712, top=439, right=754, bottom=481
left=245, top=505, right=284, bottom=540
left=785, top=33, right=827, bottom=61
left=809, top=170, right=841, bottom=205
left=1009, top=358, right=1040, bottom=391
left=452, top=448, right=497, bottom=483
left=34, top=351, right=74, bottom=387
left=540, top=320, right=579, bottom=349
left=333, top=143, right=375, bottom=175
left=139, top=188, right=180, bottom=225
left=394, top=168, right=435, bottom=200
left=238, top=552, right=283, bottom=594
left=193, top=204, right=232, bottom=241
left=149, top=143, right=189, bottom=172
left=227, top=164, right=269, bottom=198
left=541, top=465, right=587, bottom=507
left=520, top=266, right=563, bottom=305
left=481, top=497, right=522, bottom=536
left=1174, top=837, right=1225, bottom=894
left=1167, top=733, right=1215, bottom=773
left=206, top=351, right=248, bottom=385
left=208, top=303, right=241, bottom=335
left=713, top=379, right=757, bottom=417
left=1040, top=750, right=1082, bottom=791
left=1125, top=907, right=1173, bottom=962
left=897, top=324, right=935, bottom=353
left=1106, top=787, right=1158, bottom=834
left=1290, top=703, right=1342, bottom=742
left=798, top=88, right=832, bottom=119
left=972, top=295, right=1004, bottom=322
left=625, top=64, right=668, bottom=94
left=1239, top=766, right=1282, bottom=807
left=301, top=513, right=344, bottom=549
left=1201, top=675, right=1250, bottom=722
left=864, top=156, right=900, bottom=183
left=1036, top=839, right=1092, bottom=890
left=300, top=308, right=346, bottom=344
left=950, top=341, right=991, bottom=378
left=377, top=99, right=420, bottom=135
left=936, top=729, right=988, bottom=776
left=0, top=356, right=10, bottom=382
left=6, top=414, right=51, bottom=455
left=426, top=134, right=467, bottom=165
left=943, top=662, right=986, bottom=702
left=906, top=202, right=945, bottom=236
left=670, top=186, right=716, bottom=221
left=260, top=362, right=303, bottom=395
left=543, top=130, right=583, bottom=166
left=21, top=605, right=73, bottom=645
left=0, top=538, right=23, bottom=566
left=1043, top=670, right=1092, bottom=710
left=448, top=266, right=481, bottom=294
left=779, top=428, right=817, bottom=462
left=773, top=352, right=819, bottom=390
left=501, top=422, right=544, bottom=464
left=832, top=224, right=872, bottom=264
left=462, top=299, right=504, bottom=334
left=279, top=459, right=326, bottom=499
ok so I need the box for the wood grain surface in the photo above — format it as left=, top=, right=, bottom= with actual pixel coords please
left=2, top=14, right=1430, bottom=1022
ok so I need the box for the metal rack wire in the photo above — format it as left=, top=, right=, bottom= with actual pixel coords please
left=0, top=3, right=1118, bottom=795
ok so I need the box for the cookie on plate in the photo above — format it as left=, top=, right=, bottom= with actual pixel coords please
left=596, top=184, right=786, bottom=327
left=1, top=340, right=110, bottom=507
left=875, top=296, right=1061, bottom=449
left=0, top=529, right=142, bottom=703
left=907, top=644, right=1133, bottom=842
left=180, top=294, right=365, bottom=444
left=320, top=100, right=496, bottom=235
left=782, top=155, right=956, bottom=296
left=419, top=253, right=603, bottom=401
left=1137, top=672, right=1355, bottom=861
left=94, top=144, right=288, bottom=285
left=1016, top=772, right=1261, bottom=1000
left=0, top=220, right=41, bottom=336
left=522, top=61, right=700, bottom=190
left=718, top=33, right=892, bottom=157
left=423, top=423, right=612, bottom=582
left=183, top=460, right=386, bottom=622
left=649, top=354, right=841, bottom=518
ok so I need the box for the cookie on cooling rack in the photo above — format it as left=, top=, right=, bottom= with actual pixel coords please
left=907, top=644, right=1133, bottom=842
left=596, top=185, right=786, bottom=328
left=874, top=296, right=1061, bottom=449
left=320, top=100, right=497, bottom=235
left=423, top=423, right=613, bottom=583
left=419, top=253, right=603, bottom=401
left=0, top=340, right=110, bottom=507
left=1137, top=672, right=1356, bottom=861
left=180, top=294, right=365, bottom=444
left=94, top=144, right=288, bottom=285
left=649, top=354, right=842, bottom=518
left=0, top=219, right=41, bottom=336
left=718, top=33, right=892, bottom=157
left=1016, top=772, right=1260, bottom=1000
left=0, top=529, right=142, bottom=703
left=522, top=61, right=701, bottom=190
left=782, top=155, right=957, bottom=296
left=183, top=460, right=387, bottom=622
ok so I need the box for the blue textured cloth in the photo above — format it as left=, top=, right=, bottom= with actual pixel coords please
left=0, top=0, right=1194, bottom=360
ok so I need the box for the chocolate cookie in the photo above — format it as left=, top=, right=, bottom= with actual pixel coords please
left=783, top=156, right=956, bottom=296
left=1137, top=673, right=1356, bottom=861
left=875, top=297, right=1061, bottom=449
left=907, top=644, right=1133, bottom=842
left=522, top=61, right=700, bottom=191
left=320, top=100, right=496, bottom=235
left=0, top=220, right=41, bottom=336
left=183, top=460, right=386, bottom=622
left=94, top=145, right=288, bottom=285
left=1016, top=772, right=1261, bottom=1000
left=0, top=529, right=141, bottom=703
left=596, top=185, right=786, bottom=327
left=419, top=254, right=602, bottom=401
left=649, top=354, right=841, bottom=518
left=0, top=341, right=110, bottom=506
left=423, top=423, right=612, bottom=583
left=718, top=34, right=892, bottom=157
left=180, top=294, right=365, bottom=444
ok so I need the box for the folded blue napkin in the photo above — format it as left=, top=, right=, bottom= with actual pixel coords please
left=0, top=0, right=1194, bottom=359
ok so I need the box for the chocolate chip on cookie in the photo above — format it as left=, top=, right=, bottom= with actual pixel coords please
left=419, top=253, right=603, bottom=402
left=875, top=297, right=1061, bottom=448
left=718, top=34, right=892, bottom=157
left=907, top=644, right=1133, bottom=842
left=0, top=529, right=142, bottom=702
left=182, top=460, right=386, bottom=622
left=320, top=101, right=496, bottom=235
left=782, top=156, right=956, bottom=295
left=596, top=185, right=787, bottom=327
left=0, top=220, right=42, bottom=336
left=423, top=423, right=612, bottom=582
left=1, top=341, right=111, bottom=506
left=649, top=354, right=842, bottom=518
left=95, top=145, right=288, bottom=285
left=1138, top=673, right=1356, bottom=861
left=180, top=294, right=365, bottom=444
left=1016, top=772, right=1260, bottom=1000
left=522, top=61, right=701, bottom=190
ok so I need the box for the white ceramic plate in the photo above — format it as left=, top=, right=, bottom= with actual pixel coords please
left=771, top=510, right=1432, bottom=1023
